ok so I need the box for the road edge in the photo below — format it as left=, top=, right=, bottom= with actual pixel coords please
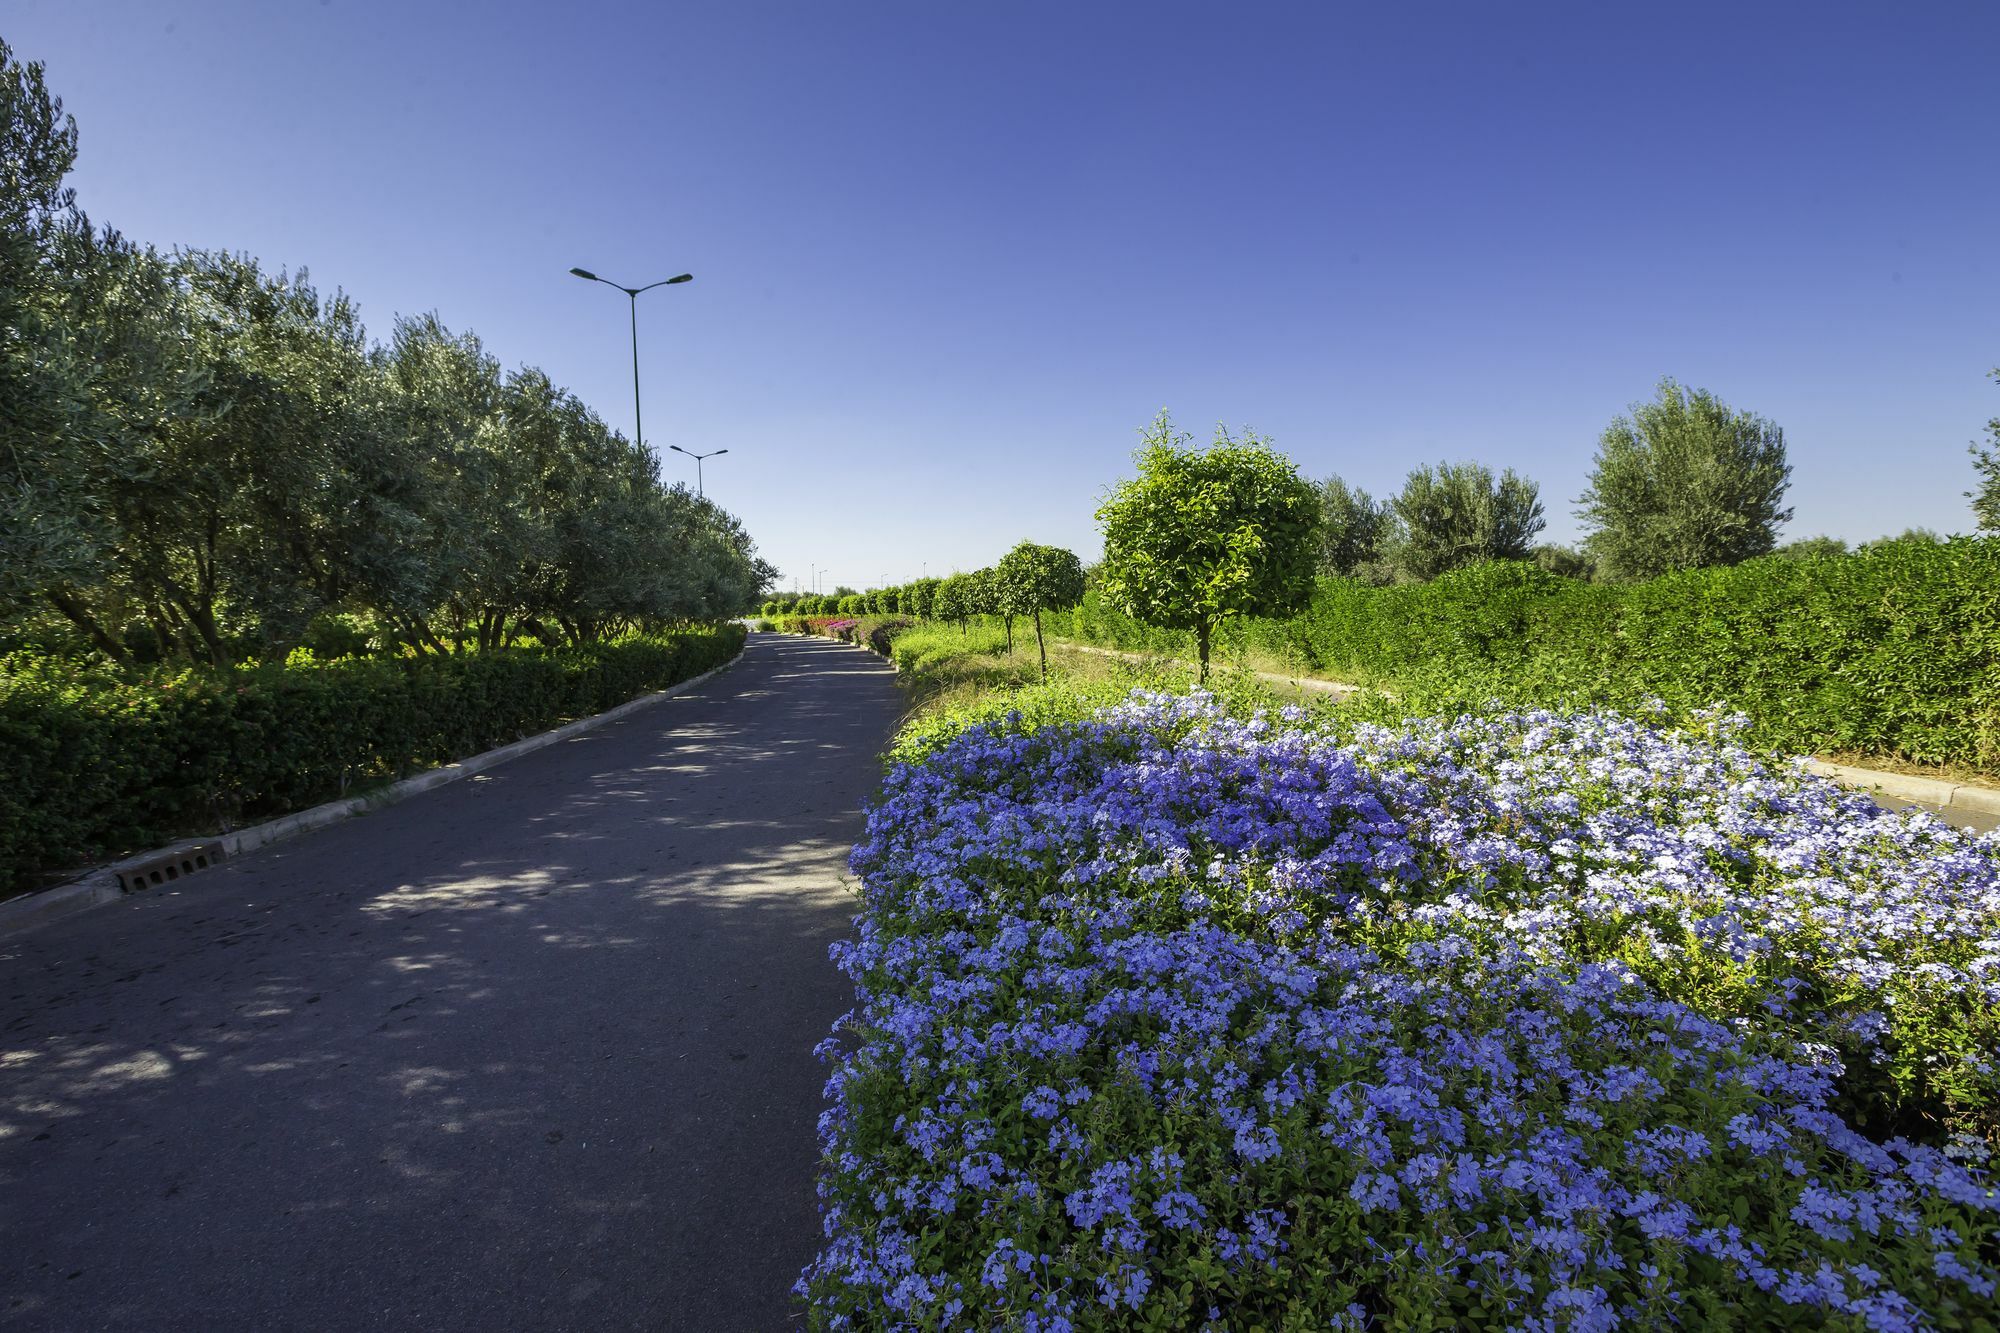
left=0, top=646, right=745, bottom=940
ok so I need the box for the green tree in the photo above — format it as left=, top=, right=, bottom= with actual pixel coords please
left=1578, top=378, right=1792, bottom=580
left=905, top=576, right=941, bottom=620
left=994, top=541, right=1085, bottom=680
left=1532, top=543, right=1595, bottom=580
left=1389, top=461, right=1545, bottom=581
left=933, top=572, right=976, bottom=637
left=1095, top=414, right=1319, bottom=681
left=1772, top=535, right=1849, bottom=562
left=0, top=41, right=130, bottom=655
left=1316, top=475, right=1392, bottom=577
left=1971, top=369, right=2000, bottom=533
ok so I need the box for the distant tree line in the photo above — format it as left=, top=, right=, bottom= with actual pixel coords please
left=1, top=41, right=771, bottom=669
left=1317, top=374, right=1999, bottom=586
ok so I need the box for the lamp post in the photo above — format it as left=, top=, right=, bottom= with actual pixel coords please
left=668, top=444, right=729, bottom=498
left=567, top=267, right=692, bottom=450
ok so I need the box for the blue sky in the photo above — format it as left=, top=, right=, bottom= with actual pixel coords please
left=11, top=1, right=1998, bottom=591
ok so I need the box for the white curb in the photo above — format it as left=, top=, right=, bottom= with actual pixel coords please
left=1800, top=758, right=2000, bottom=821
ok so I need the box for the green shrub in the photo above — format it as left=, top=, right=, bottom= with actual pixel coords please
left=0, top=625, right=745, bottom=896
left=1058, top=538, right=2000, bottom=769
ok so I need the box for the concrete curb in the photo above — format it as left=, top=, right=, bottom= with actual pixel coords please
left=0, top=647, right=744, bottom=940
left=1800, top=758, right=2000, bottom=819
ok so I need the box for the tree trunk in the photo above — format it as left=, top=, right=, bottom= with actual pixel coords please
left=1196, top=618, right=1211, bottom=684
left=422, top=623, right=454, bottom=656
left=46, top=588, right=134, bottom=667
left=1034, top=608, right=1048, bottom=682
left=161, top=577, right=230, bottom=668
left=1003, top=615, right=1014, bottom=654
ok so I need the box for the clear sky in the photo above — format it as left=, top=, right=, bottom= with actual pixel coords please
left=11, top=1, right=1998, bottom=591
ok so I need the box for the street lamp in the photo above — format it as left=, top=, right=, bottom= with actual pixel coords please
left=568, top=267, right=692, bottom=451
left=668, top=444, right=729, bottom=498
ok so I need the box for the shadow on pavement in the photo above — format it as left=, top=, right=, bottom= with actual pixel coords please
left=0, top=633, right=903, bottom=1332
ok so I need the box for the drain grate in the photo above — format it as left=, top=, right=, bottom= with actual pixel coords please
left=117, top=841, right=227, bottom=893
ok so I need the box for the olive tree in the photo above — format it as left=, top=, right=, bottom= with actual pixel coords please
left=994, top=541, right=1085, bottom=681
left=1095, top=414, right=1319, bottom=682
left=1578, top=379, right=1792, bottom=580
left=1971, top=369, right=2000, bottom=533
left=1389, top=461, right=1545, bottom=581
left=1316, top=475, right=1392, bottom=576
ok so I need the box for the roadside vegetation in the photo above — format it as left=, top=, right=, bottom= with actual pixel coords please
left=768, top=377, right=2000, bottom=776
left=805, top=668, right=2000, bottom=1328
left=0, top=46, right=766, bottom=895
left=787, top=398, right=2000, bottom=1327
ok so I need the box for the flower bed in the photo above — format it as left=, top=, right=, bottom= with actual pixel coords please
left=803, top=691, right=2000, bottom=1329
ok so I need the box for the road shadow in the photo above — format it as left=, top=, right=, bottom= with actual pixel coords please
left=0, top=633, right=903, bottom=1332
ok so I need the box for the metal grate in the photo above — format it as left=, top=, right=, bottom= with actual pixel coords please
left=117, top=841, right=227, bottom=893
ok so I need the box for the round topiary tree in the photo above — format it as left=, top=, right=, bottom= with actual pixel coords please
left=967, top=567, right=1003, bottom=647
left=933, top=572, right=976, bottom=637
left=904, top=577, right=940, bottom=620
left=995, top=540, right=1086, bottom=681
left=1095, top=413, right=1320, bottom=682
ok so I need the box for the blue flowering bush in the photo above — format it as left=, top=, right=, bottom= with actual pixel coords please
left=803, top=690, right=2000, bottom=1329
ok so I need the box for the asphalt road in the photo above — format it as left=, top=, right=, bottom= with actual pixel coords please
left=0, top=633, right=903, bottom=1332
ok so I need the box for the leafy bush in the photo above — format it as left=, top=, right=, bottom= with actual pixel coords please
left=867, top=619, right=915, bottom=657
left=1057, top=539, right=2000, bottom=769
left=804, top=689, right=2000, bottom=1328
left=0, top=624, right=745, bottom=895
left=888, top=622, right=1011, bottom=682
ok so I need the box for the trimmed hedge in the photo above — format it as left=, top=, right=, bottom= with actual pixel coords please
left=0, top=625, right=745, bottom=896
left=1054, top=537, right=2000, bottom=768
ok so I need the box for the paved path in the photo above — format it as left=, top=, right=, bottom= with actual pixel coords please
left=0, top=634, right=903, bottom=1332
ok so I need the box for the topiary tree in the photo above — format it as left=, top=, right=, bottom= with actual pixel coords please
left=1317, top=475, right=1393, bottom=577
left=1095, top=414, right=1319, bottom=682
left=933, top=572, right=976, bottom=637
left=967, top=568, right=1004, bottom=649
left=904, top=576, right=941, bottom=620
left=1578, top=378, right=1792, bottom=581
left=994, top=541, right=1085, bottom=681
left=1971, top=369, right=2000, bottom=533
left=1389, top=461, right=1545, bottom=581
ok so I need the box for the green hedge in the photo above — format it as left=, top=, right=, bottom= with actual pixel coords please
left=1054, top=537, right=2000, bottom=768
left=0, top=625, right=745, bottom=897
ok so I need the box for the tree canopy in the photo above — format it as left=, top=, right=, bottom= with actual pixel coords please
left=1971, top=369, right=2000, bottom=534
left=994, top=541, right=1085, bottom=680
left=1388, top=461, right=1545, bottom=582
left=0, top=42, right=770, bottom=667
left=1315, top=475, right=1392, bottom=578
left=1095, top=413, right=1319, bottom=680
left=1577, top=379, right=1792, bottom=581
